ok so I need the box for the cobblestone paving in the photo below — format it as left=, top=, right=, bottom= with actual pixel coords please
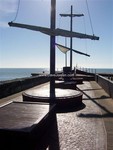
left=57, top=81, right=107, bottom=150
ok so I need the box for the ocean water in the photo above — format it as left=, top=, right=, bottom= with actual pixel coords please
left=0, top=68, right=49, bottom=81
left=0, top=68, right=113, bottom=82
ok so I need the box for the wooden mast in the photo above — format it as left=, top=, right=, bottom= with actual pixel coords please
left=60, top=5, right=84, bottom=71
left=50, top=0, right=56, bottom=102
left=70, top=5, right=73, bottom=71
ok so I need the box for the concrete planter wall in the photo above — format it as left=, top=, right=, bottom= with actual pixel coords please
left=95, top=74, right=113, bottom=99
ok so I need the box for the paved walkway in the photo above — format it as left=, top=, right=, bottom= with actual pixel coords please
left=56, top=81, right=113, bottom=150
left=0, top=81, right=113, bottom=150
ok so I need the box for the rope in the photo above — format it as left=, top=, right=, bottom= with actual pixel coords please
left=82, top=15, right=89, bottom=68
left=86, top=0, right=94, bottom=35
left=12, top=0, right=21, bottom=22
left=65, top=37, right=67, bottom=47
left=56, top=15, right=61, bottom=43
left=83, top=16, right=88, bottom=54
left=83, top=16, right=87, bottom=34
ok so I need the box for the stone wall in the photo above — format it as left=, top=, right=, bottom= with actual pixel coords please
left=0, top=76, right=49, bottom=99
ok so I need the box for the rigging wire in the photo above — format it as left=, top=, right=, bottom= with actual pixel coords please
left=83, top=16, right=88, bottom=54
left=82, top=15, right=89, bottom=69
left=86, top=0, right=94, bottom=35
left=83, top=16, right=87, bottom=34
left=56, top=15, right=61, bottom=43
left=65, top=37, right=67, bottom=66
left=12, top=0, right=21, bottom=22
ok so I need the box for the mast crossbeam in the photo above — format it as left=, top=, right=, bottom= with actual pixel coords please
left=60, top=14, right=84, bottom=17
left=8, top=22, right=99, bottom=40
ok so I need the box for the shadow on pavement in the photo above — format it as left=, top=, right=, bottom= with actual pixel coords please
left=47, top=114, right=60, bottom=150
left=77, top=113, right=113, bottom=118
left=82, top=88, right=102, bottom=91
left=77, top=87, right=113, bottom=118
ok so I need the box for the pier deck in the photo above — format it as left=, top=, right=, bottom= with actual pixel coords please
left=56, top=81, right=113, bottom=150
left=0, top=81, right=113, bottom=150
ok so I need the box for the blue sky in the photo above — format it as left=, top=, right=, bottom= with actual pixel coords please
left=0, top=0, right=113, bottom=69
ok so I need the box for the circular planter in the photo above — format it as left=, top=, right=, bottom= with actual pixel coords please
left=22, top=88, right=83, bottom=111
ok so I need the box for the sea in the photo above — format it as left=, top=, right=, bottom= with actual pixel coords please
left=0, top=68, right=49, bottom=82
left=0, top=68, right=113, bottom=82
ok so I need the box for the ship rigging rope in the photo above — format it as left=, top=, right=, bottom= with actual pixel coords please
left=12, top=0, right=21, bottom=22
left=83, top=16, right=88, bottom=54
left=86, top=0, right=94, bottom=35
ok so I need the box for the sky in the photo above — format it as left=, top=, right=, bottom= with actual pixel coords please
left=0, top=0, right=113, bottom=69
